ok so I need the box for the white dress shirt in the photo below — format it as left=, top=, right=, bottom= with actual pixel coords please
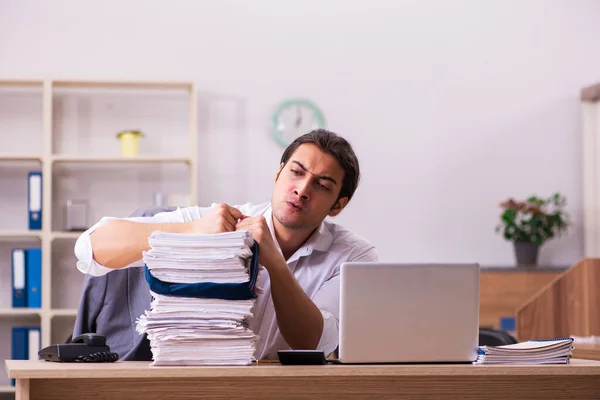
left=74, top=202, right=378, bottom=359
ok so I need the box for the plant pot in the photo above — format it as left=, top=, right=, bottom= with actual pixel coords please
left=513, top=241, right=539, bottom=266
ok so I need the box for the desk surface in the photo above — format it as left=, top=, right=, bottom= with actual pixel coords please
left=6, top=359, right=600, bottom=400
left=6, top=358, right=600, bottom=379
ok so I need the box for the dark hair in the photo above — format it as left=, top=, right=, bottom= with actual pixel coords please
left=280, top=129, right=360, bottom=203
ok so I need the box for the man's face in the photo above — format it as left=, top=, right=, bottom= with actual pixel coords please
left=272, top=143, right=348, bottom=232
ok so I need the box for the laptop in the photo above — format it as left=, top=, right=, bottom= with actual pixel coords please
left=338, top=262, right=480, bottom=364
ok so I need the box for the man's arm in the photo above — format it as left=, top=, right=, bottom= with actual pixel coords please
left=267, top=257, right=324, bottom=350
left=235, top=216, right=378, bottom=350
left=90, top=220, right=192, bottom=270
left=235, top=217, right=322, bottom=348
left=78, top=204, right=243, bottom=273
left=236, top=216, right=323, bottom=349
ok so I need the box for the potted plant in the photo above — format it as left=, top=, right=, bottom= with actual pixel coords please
left=495, top=193, right=569, bottom=266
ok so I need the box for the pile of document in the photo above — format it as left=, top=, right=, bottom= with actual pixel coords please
left=136, top=230, right=258, bottom=366
left=475, top=338, right=574, bottom=365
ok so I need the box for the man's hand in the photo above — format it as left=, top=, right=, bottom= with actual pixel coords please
left=186, top=203, right=242, bottom=234
left=236, top=216, right=284, bottom=270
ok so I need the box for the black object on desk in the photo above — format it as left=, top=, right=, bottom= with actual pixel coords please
left=278, top=350, right=328, bottom=365
left=38, top=333, right=119, bottom=363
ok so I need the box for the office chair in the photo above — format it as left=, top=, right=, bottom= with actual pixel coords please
left=478, top=327, right=517, bottom=346
left=72, top=206, right=176, bottom=361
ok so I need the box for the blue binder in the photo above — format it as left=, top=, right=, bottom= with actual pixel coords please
left=28, top=171, right=42, bottom=230
left=11, top=326, right=41, bottom=386
left=11, top=249, right=27, bottom=308
left=26, top=248, right=42, bottom=308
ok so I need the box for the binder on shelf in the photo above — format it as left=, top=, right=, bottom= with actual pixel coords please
left=11, top=249, right=27, bottom=308
left=28, top=171, right=42, bottom=230
left=11, top=326, right=40, bottom=386
left=26, top=248, right=42, bottom=308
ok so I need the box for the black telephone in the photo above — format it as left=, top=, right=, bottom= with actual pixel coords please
left=38, top=333, right=120, bottom=363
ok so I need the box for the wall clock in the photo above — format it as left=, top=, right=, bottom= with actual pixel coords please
left=272, top=98, right=326, bottom=148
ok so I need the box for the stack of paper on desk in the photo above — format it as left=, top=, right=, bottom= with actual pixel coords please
left=136, top=230, right=258, bottom=366
left=143, top=230, right=255, bottom=284
left=475, top=338, right=574, bottom=365
left=137, top=294, right=257, bottom=366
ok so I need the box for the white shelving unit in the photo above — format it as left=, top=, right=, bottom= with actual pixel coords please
left=0, top=78, right=198, bottom=391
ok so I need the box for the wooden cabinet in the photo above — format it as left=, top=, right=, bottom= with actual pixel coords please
left=479, top=266, right=566, bottom=330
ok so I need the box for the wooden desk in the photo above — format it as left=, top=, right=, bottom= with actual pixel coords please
left=6, top=359, right=600, bottom=400
left=574, top=344, right=600, bottom=361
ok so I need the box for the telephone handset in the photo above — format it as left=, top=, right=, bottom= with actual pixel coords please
left=38, top=333, right=120, bottom=362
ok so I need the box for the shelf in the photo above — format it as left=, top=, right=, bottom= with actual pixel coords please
left=51, top=231, right=83, bottom=240
left=0, top=79, right=43, bottom=87
left=0, top=154, right=43, bottom=162
left=0, top=309, right=78, bottom=317
left=0, top=231, right=83, bottom=240
left=51, top=155, right=191, bottom=163
left=49, top=309, right=78, bottom=318
left=52, top=79, right=193, bottom=90
left=0, top=385, right=15, bottom=393
left=0, top=308, right=41, bottom=317
left=0, top=231, right=42, bottom=239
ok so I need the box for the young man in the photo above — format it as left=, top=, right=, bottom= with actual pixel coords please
left=75, top=129, right=378, bottom=359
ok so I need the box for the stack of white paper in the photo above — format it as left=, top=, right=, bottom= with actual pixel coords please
left=475, top=338, right=574, bottom=365
left=136, top=230, right=258, bottom=366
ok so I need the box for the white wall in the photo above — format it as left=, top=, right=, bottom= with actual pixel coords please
left=1, top=0, right=600, bottom=266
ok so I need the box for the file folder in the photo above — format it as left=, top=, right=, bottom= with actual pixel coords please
left=11, top=327, right=28, bottom=361
left=11, top=326, right=41, bottom=386
left=145, top=242, right=260, bottom=301
left=26, top=248, right=42, bottom=308
left=11, top=249, right=27, bottom=308
left=28, top=171, right=42, bottom=230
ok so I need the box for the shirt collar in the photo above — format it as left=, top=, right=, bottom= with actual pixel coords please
left=263, top=203, right=333, bottom=263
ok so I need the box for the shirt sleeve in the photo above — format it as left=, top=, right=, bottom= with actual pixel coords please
left=311, top=245, right=379, bottom=357
left=74, top=206, right=211, bottom=276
